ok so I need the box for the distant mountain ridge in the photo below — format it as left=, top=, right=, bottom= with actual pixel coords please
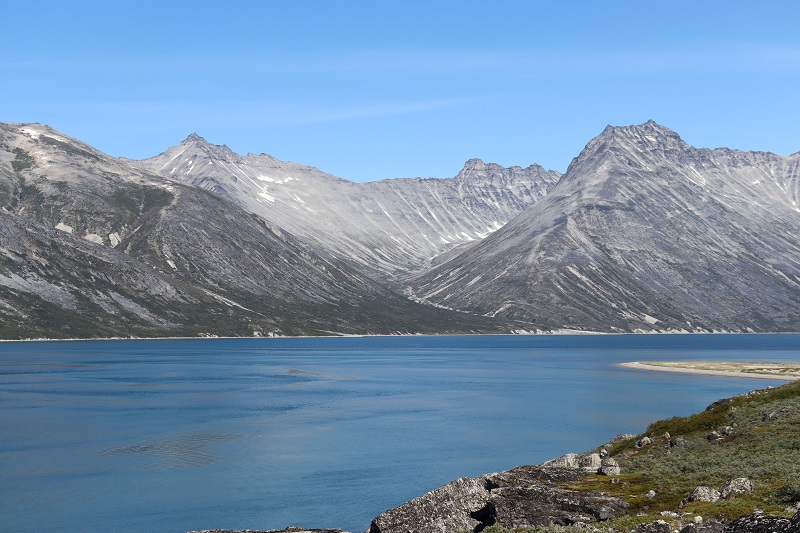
left=0, top=122, right=513, bottom=338
left=127, top=135, right=560, bottom=277
left=408, top=120, right=800, bottom=332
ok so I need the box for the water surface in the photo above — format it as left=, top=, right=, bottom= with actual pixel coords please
left=1, top=334, right=798, bottom=533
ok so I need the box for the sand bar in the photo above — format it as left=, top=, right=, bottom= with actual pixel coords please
left=620, top=361, right=800, bottom=381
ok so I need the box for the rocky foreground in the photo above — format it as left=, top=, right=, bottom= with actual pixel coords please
left=190, top=381, right=800, bottom=533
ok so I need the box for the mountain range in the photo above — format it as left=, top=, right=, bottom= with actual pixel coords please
left=126, top=136, right=560, bottom=278
left=1, top=120, right=798, bottom=338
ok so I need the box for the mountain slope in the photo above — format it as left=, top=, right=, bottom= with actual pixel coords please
left=0, top=123, right=512, bottom=338
left=408, top=121, right=800, bottom=332
left=128, top=136, right=560, bottom=277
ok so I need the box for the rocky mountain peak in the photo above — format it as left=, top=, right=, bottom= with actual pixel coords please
left=178, top=133, right=237, bottom=159
left=460, top=157, right=487, bottom=172
left=181, top=132, right=206, bottom=144
left=561, top=120, right=691, bottom=180
left=455, top=158, right=555, bottom=181
left=597, top=120, right=684, bottom=146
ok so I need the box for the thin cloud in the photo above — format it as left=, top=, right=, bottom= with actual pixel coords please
left=5, top=42, right=800, bottom=77
left=23, top=96, right=488, bottom=127
left=262, top=96, right=486, bottom=126
left=304, top=42, right=800, bottom=76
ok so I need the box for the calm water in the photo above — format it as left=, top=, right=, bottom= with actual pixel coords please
left=1, top=334, right=798, bottom=533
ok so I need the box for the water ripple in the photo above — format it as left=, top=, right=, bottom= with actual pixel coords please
left=96, top=433, right=245, bottom=469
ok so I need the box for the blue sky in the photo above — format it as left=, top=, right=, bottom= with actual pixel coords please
left=5, top=1, right=800, bottom=181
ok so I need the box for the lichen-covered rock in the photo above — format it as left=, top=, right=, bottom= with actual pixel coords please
left=723, top=512, right=792, bottom=532
left=542, top=453, right=602, bottom=473
left=488, top=484, right=628, bottom=529
left=578, top=453, right=602, bottom=472
left=609, top=433, right=637, bottom=444
left=369, top=466, right=627, bottom=533
left=689, top=486, right=721, bottom=502
left=598, top=457, right=621, bottom=476
left=720, top=477, right=754, bottom=499
left=670, top=436, right=689, bottom=448
left=368, top=475, right=493, bottom=533
left=542, top=453, right=580, bottom=469
left=679, top=519, right=725, bottom=533
left=632, top=520, right=670, bottom=533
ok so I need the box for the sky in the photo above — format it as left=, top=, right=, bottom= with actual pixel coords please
left=4, top=1, right=800, bottom=182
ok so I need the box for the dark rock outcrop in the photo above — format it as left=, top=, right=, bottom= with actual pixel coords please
left=724, top=512, right=793, bottom=532
left=679, top=520, right=725, bottom=533
left=680, top=510, right=800, bottom=533
left=368, top=465, right=627, bottom=533
left=632, top=521, right=671, bottom=533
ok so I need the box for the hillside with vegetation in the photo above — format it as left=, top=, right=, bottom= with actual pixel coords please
left=570, top=380, right=800, bottom=531
left=367, top=380, right=800, bottom=533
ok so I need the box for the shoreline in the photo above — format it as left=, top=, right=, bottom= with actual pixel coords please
left=2, top=331, right=800, bottom=344
left=620, top=361, right=800, bottom=381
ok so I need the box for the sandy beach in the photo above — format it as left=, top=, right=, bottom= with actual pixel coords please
left=620, top=361, right=800, bottom=381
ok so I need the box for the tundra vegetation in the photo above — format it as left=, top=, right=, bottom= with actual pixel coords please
left=483, top=380, right=800, bottom=532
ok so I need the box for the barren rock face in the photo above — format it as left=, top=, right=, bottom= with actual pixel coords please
left=129, top=135, right=560, bottom=278
left=409, top=121, right=800, bottom=333
left=4, top=120, right=800, bottom=337
left=0, top=122, right=511, bottom=338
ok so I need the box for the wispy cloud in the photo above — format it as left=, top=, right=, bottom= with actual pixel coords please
left=300, top=42, right=800, bottom=76
left=259, top=96, right=486, bottom=125
left=22, top=95, right=489, bottom=127
left=5, top=41, right=800, bottom=78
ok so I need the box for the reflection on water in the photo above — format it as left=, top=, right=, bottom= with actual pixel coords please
left=0, top=334, right=798, bottom=533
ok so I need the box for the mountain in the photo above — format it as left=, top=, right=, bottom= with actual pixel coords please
left=5, top=120, right=800, bottom=337
left=0, top=123, right=512, bottom=339
left=127, top=136, right=560, bottom=277
left=408, top=121, right=800, bottom=332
